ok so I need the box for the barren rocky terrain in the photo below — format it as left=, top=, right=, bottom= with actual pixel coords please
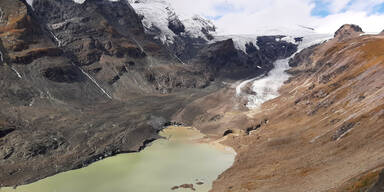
left=1, top=0, right=383, bottom=191
left=0, top=0, right=297, bottom=188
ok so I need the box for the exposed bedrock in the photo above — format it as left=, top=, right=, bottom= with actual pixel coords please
left=0, top=0, right=300, bottom=187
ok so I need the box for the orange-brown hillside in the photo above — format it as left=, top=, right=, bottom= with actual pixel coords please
left=198, top=27, right=384, bottom=192
left=0, top=0, right=59, bottom=64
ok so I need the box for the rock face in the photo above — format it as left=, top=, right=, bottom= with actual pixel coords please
left=196, top=36, right=297, bottom=79
left=0, top=0, right=299, bottom=187
left=334, top=24, right=364, bottom=41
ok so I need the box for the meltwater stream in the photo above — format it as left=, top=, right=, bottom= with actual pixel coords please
left=1, top=126, right=235, bottom=192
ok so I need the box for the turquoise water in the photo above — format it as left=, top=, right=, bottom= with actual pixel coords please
left=1, top=127, right=235, bottom=192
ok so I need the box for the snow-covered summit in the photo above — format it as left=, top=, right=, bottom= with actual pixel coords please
left=26, top=0, right=314, bottom=55
left=128, top=0, right=216, bottom=45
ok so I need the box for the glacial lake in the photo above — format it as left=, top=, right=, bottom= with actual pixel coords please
left=1, top=126, right=235, bottom=192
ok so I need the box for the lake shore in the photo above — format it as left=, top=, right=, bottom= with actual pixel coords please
left=1, top=126, right=235, bottom=192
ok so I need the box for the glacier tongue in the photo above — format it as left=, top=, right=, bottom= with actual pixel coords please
left=238, top=34, right=333, bottom=109
left=246, top=57, right=291, bottom=108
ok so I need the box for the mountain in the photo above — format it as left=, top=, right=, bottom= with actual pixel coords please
left=0, top=0, right=300, bottom=186
left=175, top=24, right=384, bottom=192
left=127, top=0, right=216, bottom=44
left=2, top=0, right=383, bottom=191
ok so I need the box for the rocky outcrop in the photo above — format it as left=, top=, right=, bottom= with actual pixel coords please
left=288, top=44, right=319, bottom=68
left=32, top=0, right=147, bottom=64
left=334, top=24, right=363, bottom=41
left=43, top=66, right=85, bottom=83
left=196, top=36, right=297, bottom=79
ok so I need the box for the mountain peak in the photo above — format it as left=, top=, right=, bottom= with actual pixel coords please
left=334, top=24, right=364, bottom=41
left=128, top=0, right=216, bottom=44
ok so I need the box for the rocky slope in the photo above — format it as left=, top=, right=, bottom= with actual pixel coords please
left=1, top=1, right=383, bottom=191
left=177, top=24, right=384, bottom=191
left=0, top=0, right=299, bottom=187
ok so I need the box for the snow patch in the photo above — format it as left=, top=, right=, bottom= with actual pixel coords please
left=213, top=35, right=259, bottom=54
left=49, top=31, right=62, bottom=47
left=359, top=32, right=379, bottom=36
left=0, top=50, right=4, bottom=63
left=181, top=15, right=216, bottom=40
left=11, top=66, right=22, bottom=79
left=129, top=0, right=176, bottom=44
left=76, top=64, right=113, bottom=99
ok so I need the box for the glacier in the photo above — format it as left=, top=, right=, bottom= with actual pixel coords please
left=241, top=34, right=333, bottom=109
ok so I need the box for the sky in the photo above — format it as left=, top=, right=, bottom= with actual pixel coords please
left=168, top=0, right=384, bottom=35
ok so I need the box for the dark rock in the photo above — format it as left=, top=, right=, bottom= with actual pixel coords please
left=332, top=122, right=356, bottom=141
left=168, top=17, right=185, bottom=35
left=223, top=130, right=233, bottom=136
left=138, top=139, right=156, bottom=151
left=368, top=170, right=384, bottom=192
left=109, top=75, right=120, bottom=85
left=163, top=122, right=183, bottom=127
left=246, top=124, right=262, bottom=135
left=178, top=184, right=196, bottom=191
left=330, top=119, right=341, bottom=124
left=308, top=99, right=334, bottom=116
left=196, top=36, right=297, bottom=80
left=245, top=42, right=258, bottom=54
left=44, top=66, right=85, bottom=83
left=209, top=114, right=224, bottom=122
left=0, top=128, right=15, bottom=138
left=320, top=65, right=349, bottom=84
left=0, top=147, right=14, bottom=159
left=289, top=44, right=319, bottom=68
left=294, top=37, right=303, bottom=43
left=312, top=90, right=328, bottom=98
left=26, top=137, right=66, bottom=158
